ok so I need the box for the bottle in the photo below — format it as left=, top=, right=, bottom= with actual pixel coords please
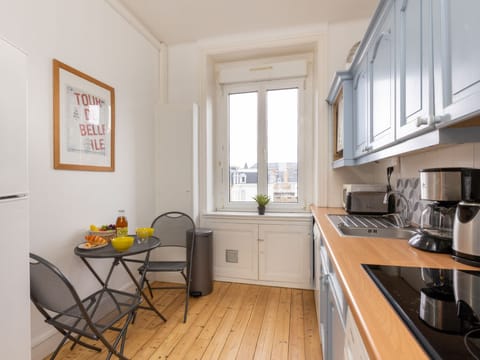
left=116, top=210, right=128, bottom=237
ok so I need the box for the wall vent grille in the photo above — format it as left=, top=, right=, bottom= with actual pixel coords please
left=225, top=249, right=238, bottom=263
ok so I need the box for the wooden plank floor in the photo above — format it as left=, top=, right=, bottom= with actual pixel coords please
left=46, top=281, right=322, bottom=360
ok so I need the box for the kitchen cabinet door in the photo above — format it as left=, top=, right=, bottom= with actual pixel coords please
left=395, top=0, right=434, bottom=139
left=313, top=222, right=322, bottom=328
left=258, top=223, right=312, bottom=287
left=327, top=71, right=355, bottom=167
left=206, top=221, right=259, bottom=280
left=344, top=308, right=370, bottom=360
left=353, top=58, right=369, bottom=158
left=202, top=218, right=312, bottom=288
left=328, top=284, right=346, bottom=360
left=433, top=0, right=480, bottom=126
left=368, top=3, right=395, bottom=150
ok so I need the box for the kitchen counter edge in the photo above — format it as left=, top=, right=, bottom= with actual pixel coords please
left=311, top=206, right=477, bottom=360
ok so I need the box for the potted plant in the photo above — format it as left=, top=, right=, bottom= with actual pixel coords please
left=253, top=194, right=271, bottom=215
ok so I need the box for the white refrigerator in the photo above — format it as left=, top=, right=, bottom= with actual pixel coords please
left=0, top=37, right=30, bottom=359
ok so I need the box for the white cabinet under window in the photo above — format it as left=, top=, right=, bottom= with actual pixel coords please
left=258, top=224, right=312, bottom=284
left=202, top=217, right=312, bottom=289
left=206, top=222, right=259, bottom=280
left=433, top=0, right=480, bottom=126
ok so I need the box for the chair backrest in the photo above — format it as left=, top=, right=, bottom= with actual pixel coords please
left=151, top=211, right=195, bottom=248
left=29, top=253, right=82, bottom=315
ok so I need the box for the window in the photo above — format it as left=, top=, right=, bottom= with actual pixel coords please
left=217, top=76, right=309, bottom=212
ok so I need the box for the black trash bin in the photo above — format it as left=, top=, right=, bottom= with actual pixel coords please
left=187, top=228, right=213, bottom=297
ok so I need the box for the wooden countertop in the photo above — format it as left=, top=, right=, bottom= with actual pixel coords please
left=311, top=206, right=478, bottom=360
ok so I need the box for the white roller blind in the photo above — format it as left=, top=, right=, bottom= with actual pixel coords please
left=218, top=59, right=308, bottom=84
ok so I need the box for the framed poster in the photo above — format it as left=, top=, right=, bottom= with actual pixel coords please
left=53, top=59, right=115, bottom=171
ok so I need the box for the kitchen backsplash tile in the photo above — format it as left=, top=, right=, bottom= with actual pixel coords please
left=396, top=177, right=425, bottom=226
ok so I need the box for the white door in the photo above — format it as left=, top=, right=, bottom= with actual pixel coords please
left=156, top=104, right=198, bottom=216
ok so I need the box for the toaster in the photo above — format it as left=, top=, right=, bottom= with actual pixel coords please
left=342, top=184, right=389, bottom=214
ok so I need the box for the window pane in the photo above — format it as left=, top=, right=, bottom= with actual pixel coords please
left=229, top=92, right=258, bottom=202
left=267, top=88, right=298, bottom=203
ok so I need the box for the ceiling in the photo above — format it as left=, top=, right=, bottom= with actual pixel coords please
left=116, top=0, right=379, bottom=45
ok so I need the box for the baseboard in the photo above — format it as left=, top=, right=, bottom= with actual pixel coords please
left=213, top=276, right=314, bottom=290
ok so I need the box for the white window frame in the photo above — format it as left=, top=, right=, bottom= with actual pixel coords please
left=215, top=76, right=310, bottom=213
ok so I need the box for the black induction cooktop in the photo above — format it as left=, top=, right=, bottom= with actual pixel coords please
left=363, top=264, right=480, bottom=359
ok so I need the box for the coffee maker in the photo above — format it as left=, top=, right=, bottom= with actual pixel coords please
left=409, top=168, right=472, bottom=253
left=452, top=169, right=480, bottom=266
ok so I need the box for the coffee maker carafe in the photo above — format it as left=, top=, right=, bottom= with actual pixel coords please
left=420, top=203, right=456, bottom=240
left=409, top=168, right=469, bottom=253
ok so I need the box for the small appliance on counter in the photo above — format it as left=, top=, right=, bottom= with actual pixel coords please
left=409, top=168, right=480, bottom=254
left=452, top=169, right=480, bottom=266
left=342, top=184, right=388, bottom=214
left=451, top=168, right=480, bottom=266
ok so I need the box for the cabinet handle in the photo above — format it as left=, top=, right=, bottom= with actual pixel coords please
left=416, top=116, right=428, bottom=127
left=363, top=145, right=372, bottom=152
left=433, top=114, right=450, bottom=124
left=320, top=273, right=330, bottom=285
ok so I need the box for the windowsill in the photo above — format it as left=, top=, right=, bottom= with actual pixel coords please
left=201, top=210, right=312, bottom=222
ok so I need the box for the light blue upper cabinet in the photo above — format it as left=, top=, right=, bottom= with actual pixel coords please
left=395, top=0, right=434, bottom=139
left=368, top=2, right=395, bottom=152
left=353, top=57, right=369, bottom=158
left=326, top=71, right=355, bottom=167
left=433, top=0, right=480, bottom=126
left=327, top=0, right=480, bottom=167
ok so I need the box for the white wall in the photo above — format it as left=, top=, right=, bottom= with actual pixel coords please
left=372, top=143, right=480, bottom=188
left=327, top=19, right=370, bottom=84
left=165, top=21, right=376, bottom=210
left=0, top=1, right=160, bottom=358
left=167, top=43, right=198, bottom=104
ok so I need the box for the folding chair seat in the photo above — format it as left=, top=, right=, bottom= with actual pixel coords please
left=30, top=253, right=141, bottom=360
left=138, top=211, right=195, bottom=322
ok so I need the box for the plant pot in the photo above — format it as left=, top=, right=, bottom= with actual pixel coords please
left=258, top=206, right=265, bottom=215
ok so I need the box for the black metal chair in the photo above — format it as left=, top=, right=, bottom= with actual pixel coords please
left=138, top=211, right=195, bottom=323
left=29, top=253, right=141, bottom=360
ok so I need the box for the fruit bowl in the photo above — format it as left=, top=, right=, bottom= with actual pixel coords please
left=111, top=236, right=134, bottom=252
